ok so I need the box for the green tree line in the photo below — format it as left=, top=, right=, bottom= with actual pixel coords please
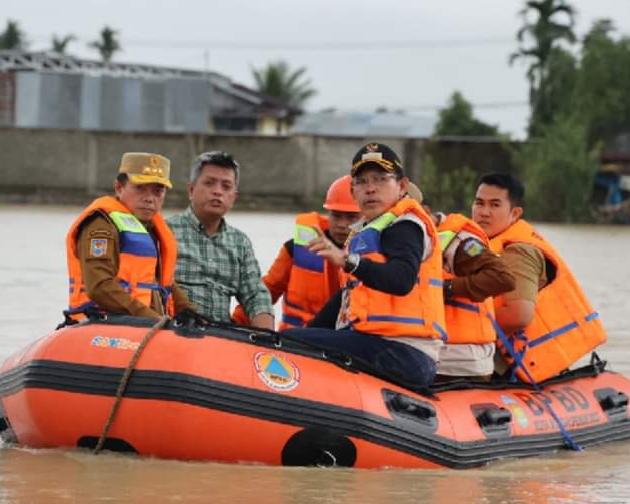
left=427, top=1, right=630, bottom=222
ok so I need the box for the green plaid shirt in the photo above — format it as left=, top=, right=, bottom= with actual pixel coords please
left=167, top=207, right=272, bottom=322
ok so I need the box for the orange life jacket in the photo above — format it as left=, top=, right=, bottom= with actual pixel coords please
left=280, top=212, right=337, bottom=330
left=66, top=195, right=177, bottom=319
left=489, top=219, right=607, bottom=382
left=337, top=198, right=446, bottom=339
left=437, top=213, right=496, bottom=344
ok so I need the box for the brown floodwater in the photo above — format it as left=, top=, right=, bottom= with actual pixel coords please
left=1, top=205, right=629, bottom=504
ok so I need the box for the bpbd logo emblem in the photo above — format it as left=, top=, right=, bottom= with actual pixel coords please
left=254, top=352, right=300, bottom=391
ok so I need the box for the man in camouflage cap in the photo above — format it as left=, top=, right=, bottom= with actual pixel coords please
left=65, top=152, right=196, bottom=321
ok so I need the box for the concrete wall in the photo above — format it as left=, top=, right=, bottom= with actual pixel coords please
left=0, top=127, right=516, bottom=210
left=0, top=128, right=387, bottom=208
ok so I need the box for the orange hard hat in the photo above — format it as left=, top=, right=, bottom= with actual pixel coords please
left=323, top=175, right=360, bottom=213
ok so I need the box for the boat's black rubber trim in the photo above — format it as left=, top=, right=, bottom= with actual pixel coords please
left=1, top=359, right=630, bottom=468
left=58, top=316, right=609, bottom=398
left=57, top=316, right=439, bottom=397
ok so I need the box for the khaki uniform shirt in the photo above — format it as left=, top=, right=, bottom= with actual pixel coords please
left=76, top=214, right=194, bottom=319
left=491, top=243, right=547, bottom=375
left=500, top=243, right=547, bottom=302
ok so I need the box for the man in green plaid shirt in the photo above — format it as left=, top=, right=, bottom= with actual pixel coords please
left=167, top=151, right=274, bottom=329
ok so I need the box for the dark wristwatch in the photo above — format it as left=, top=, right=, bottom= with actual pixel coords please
left=343, top=253, right=361, bottom=273
left=443, top=279, right=454, bottom=299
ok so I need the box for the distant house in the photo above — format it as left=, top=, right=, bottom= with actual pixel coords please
left=0, top=50, right=295, bottom=134
left=601, top=132, right=630, bottom=170
left=593, top=132, right=630, bottom=223
left=291, top=110, right=437, bottom=138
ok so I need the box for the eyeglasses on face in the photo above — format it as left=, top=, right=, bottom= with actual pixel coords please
left=352, top=173, right=399, bottom=187
left=196, top=151, right=239, bottom=169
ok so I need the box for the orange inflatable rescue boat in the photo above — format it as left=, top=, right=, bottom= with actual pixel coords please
left=1, top=314, right=629, bottom=469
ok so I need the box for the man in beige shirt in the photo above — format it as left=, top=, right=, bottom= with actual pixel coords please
left=472, top=173, right=547, bottom=375
left=471, top=170, right=612, bottom=386
left=472, top=175, right=545, bottom=328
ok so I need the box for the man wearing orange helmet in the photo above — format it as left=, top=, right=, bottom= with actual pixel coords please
left=232, top=175, right=361, bottom=330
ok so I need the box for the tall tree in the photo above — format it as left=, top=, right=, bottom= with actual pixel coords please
left=510, top=0, right=577, bottom=136
left=51, top=34, right=76, bottom=54
left=530, top=46, right=578, bottom=128
left=251, top=60, right=316, bottom=110
left=434, top=91, right=500, bottom=137
left=89, top=26, right=121, bottom=62
left=0, top=20, right=27, bottom=50
left=572, top=19, right=630, bottom=145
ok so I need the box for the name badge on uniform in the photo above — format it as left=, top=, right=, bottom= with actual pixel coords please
left=90, top=239, right=108, bottom=257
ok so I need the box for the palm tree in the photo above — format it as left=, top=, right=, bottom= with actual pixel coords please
left=89, top=26, right=121, bottom=62
left=509, top=0, right=576, bottom=135
left=0, top=20, right=27, bottom=50
left=251, top=60, right=316, bottom=110
left=51, top=34, right=76, bottom=54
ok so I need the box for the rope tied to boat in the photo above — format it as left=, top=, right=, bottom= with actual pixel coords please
left=93, top=315, right=170, bottom=454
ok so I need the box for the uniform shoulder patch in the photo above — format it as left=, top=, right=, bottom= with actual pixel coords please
left=90, top=238, right=108, bottom=257
left=462, top=238, right=485, bottom=257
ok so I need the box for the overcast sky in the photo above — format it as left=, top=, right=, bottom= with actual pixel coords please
left=4, top=0, right=630, bottom=138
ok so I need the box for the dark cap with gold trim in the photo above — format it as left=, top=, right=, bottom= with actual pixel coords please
left=118, top=152, right=172, bottom=189
left=351, top=143, right=404, bottom=177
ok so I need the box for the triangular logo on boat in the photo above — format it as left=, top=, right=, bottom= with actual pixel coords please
left=254, top=352, right=300, bottom=392
left=265, top=357, right=291, bottom=378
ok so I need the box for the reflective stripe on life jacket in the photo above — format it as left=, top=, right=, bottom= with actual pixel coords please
left=437, top=213, right=496, bottom=344
left=337, top=198, right=446, bottom=339
left=66, top=195, right=177, bottom=319
left=490, top=219, right=607, bottom=382
left=280, top=212, right=337, bottom=330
